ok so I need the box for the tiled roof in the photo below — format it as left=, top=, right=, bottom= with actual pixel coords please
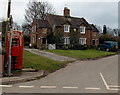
left=46, top=14, right=92, bottom=29
left=36, top=20, right=51, bottom=28
left=90, top=24, right=99, bottom=32
left=35, top=14, right=98, bottom=31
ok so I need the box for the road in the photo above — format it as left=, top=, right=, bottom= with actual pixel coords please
left=2, top=54, right=119, bottom=93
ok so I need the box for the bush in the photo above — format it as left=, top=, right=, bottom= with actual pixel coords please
left=32, top=43, right=37, bottom=48
left=24, top=42, right=30, bottom=46
left=41, top=44, right=48, bottom=50
left=62, top=44, right=69, bottom=50
left=68, top=44, right=88, bottom=50
left=24, top=35, right=30, bottom=47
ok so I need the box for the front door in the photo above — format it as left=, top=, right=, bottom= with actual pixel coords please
left=92, top=39, right=96, bottom=46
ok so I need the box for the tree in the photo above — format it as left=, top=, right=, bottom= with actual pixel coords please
left=12, top=22, right=21, bottom=30
left=54, top=28, right=64, bottom=48
left=25, top=0, right=56, bottom=24
left=24, top=35, right=30, bottom=46
left=106, top=26, right=113, bottom=33
left=110, top=29, right=118, bottom=36
left=47, top=32, right=55, bottom=44
left=2, top=21, right=6, bottom=36
left=22, top=23, right=31, bottom=35
left=99, top=33, right=115, bottom=44
left=69, top=28, right=79, bottom=49
left=95, top=25, right=102, bottom=34
left=1, top=21, right=6, bottom=48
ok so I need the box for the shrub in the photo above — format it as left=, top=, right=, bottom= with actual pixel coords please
left=32, top=43, right=37, bottom=48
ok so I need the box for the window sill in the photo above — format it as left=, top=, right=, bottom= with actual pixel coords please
left=64, top=31, right=69, bottom=33
left=80, top=32, right=85, bottom=34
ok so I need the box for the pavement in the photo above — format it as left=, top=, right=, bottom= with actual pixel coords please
left=1, top=49, right=77, bottom=85
left=25, top=49, right=76, bottom=61
left=2, top=54, right=119, bottom=93
left=1, top=70, right=44, bottom=85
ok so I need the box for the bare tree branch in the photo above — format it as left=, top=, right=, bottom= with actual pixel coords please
left=24, top=0, right=56, bottom=24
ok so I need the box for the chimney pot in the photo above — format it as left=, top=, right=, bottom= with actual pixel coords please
left=64, top=7, right=70, bottom=17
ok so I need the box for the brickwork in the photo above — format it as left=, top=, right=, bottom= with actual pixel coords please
left=30, top=7, right=99, bottom=48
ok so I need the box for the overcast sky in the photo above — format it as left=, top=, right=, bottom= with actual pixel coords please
left=0, top=0, right=119, bottom=29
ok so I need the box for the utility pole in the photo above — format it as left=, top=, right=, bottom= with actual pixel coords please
left=6, top=0, right=12, bottom=76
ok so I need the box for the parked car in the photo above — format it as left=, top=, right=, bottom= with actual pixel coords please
left=98, top=41, right=118, bottom=52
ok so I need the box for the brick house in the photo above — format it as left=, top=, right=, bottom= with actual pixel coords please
left=30, top=7, right=99, bottom=49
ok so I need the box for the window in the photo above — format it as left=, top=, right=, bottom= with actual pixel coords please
left=64, top=25, right=70, bottom=32
left=64, top=37, right=70, bottom=44
left=93, top=32, right=97, bottom=37
left=79, top=38, right=86, bottom=45
left=32, top=36, right=35, bottom=43
left=43, top=28, right=47, bottom=34
left=80, top=26, right=86, bottom=34
left=12, top=38, right=18, bottom=47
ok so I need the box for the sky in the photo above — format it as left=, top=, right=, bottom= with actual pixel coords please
left=0, top=0, right=119, bottom=29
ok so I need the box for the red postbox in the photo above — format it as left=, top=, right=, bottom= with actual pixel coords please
left=6, top=30, right=24, bottom=70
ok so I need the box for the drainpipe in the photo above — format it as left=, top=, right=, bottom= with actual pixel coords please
left=36, top=24, right=38, bottom=48
left=46, top=38, right=47, bottom=49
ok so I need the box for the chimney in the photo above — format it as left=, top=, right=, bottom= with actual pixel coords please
left=64, top=7, right=70, bottom=17
left=103, top=25, right=107, bottom=34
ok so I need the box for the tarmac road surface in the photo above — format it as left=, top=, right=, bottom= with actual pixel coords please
left=2, top=54, right=119, bottom=94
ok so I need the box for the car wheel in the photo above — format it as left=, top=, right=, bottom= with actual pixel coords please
left=106, top=48, right=109, bottom=52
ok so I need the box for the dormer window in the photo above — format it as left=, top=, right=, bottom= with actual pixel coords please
left=64, top=25, right=70, bottom=32
left=80, top=26, right=86, bottom=34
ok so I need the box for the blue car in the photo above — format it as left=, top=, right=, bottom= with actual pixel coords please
left=98, top=41, right=118, bottom=52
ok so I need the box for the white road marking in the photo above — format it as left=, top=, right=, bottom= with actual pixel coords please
left=100, top=72, right=119, bottom=91
left=19, top=86, right=34, bottom=88
left=40, top=86, right=56, bottom=89
left=63, top=86, right=78, bottom=89
left=108, top=85, right=120, bottom=88
left=107, top=88, right=120, bottom=91
left=85, top=87, right=101, bottom=90
left=100, top=72, right=109, bottom=90
left=0, top=85, right=12, bottom=88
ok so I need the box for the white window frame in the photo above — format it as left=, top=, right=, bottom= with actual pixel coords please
left=32, top=36, right=35, bottom=43
left=80, top=26, right=86, bottom=34
left=43, top=28, right=47, bottom=34
left=64, top=25, right=70, bottom=32
left=64, top=37, right=70, bottom=44
left=79, top=38, right=87, bottom=45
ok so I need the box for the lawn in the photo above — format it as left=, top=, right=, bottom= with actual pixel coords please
left=23, top=49, right=116, bottom=71
left=23, top=51, right=68, bottom=71
left=46, top=49, right=116, bottom=60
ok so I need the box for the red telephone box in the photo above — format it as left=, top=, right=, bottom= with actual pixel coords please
left=6, top=30, right=24, bottom=70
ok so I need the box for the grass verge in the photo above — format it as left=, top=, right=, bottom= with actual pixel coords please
left=46, top=49, right=116, bottom=60
left=23, top=50, right=70, bottom=72
left=23, top=49, right=116, bottom=72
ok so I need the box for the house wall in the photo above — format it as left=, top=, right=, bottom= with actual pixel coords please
left=30, top=21, right=37, bottom=46
left=63, top=27, right=69, bottom=37
left=53, top=23, right=93, bottom=46
left=30, top=32, right=36, bottom=46
left=78, top=24, right=92, bottom=46
left=30, top=19, right=99, bottom=48
left=30, top=25, right=99, bottom=48
left=91, top=31, right=99, bottom=46
left=36, top=28, right=51, bottom=48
